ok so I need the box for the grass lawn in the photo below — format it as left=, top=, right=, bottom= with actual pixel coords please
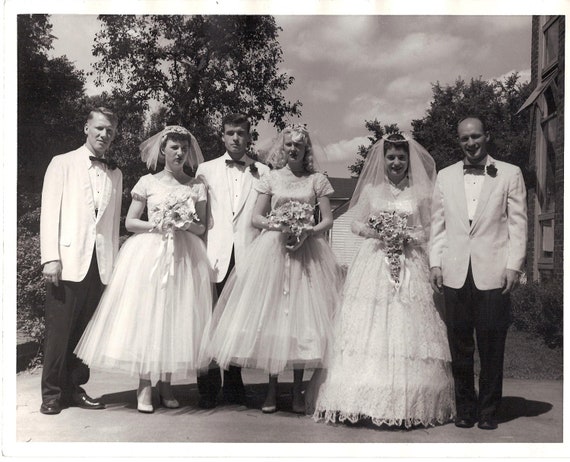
left=499, top=328, right=562, bottom=380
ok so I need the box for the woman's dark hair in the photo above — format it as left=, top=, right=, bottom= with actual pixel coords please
left=383, top=133, right=409, bottom=155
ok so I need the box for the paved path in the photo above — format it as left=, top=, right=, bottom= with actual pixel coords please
left=7, top=366, right=562, bottom=458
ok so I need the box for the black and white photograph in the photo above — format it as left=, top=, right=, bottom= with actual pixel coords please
left=3, top=0, right=567, bottom=460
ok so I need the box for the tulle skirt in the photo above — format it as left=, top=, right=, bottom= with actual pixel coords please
left=311, top=238, right=455, bottom=428
left=74, top=230, right=213, bottom=379
left=201, top=230, right=342, bottom=376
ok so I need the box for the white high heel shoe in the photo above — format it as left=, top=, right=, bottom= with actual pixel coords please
left=137, top=384, right=154, bottom=414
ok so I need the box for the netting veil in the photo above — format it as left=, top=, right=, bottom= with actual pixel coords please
left=349, top=134, right=437, bottom=242
left=139, top=125, right=204, bottom=171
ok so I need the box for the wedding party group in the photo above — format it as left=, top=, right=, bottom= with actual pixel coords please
left=38, top=106, right=527, bottom=433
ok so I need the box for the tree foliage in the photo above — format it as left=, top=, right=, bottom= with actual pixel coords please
left=348, top=119, right=401, bottom=177
left=411, top=73, right=532, bottom=181
left=92, top=15, right=302, bottom=159
left=18, top=14, right=88, bottom=191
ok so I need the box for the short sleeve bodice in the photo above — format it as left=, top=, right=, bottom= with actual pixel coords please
left=131, top=174, right=206, bottom=223
left=255, top=168, right=334, bottom=210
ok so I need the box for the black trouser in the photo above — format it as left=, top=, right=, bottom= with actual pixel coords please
left=41, top=250, right=104, bottom=404
left=197, top=249, right=244, bottom=401
left=443, top=264, right=511, bottom=420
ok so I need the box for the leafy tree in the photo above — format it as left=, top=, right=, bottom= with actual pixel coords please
left=411, top=73, right=532, bottom=183
left=18, top=14, right=88, bottom=191
left=348, top=119, right=401, bottom=177
left=92, top=15, right=302, bottom=159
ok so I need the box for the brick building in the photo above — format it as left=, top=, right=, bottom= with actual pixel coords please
left=518, top=15, right=564, bottom=282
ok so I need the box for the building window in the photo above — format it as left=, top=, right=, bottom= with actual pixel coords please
left=542, top=17, right=559, bottom=75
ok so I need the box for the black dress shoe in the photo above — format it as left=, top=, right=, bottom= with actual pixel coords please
left=223, top=391, right=246, bottom=405
left=71, top=392, right=105, bottom=410
left=40, top=401, right=62, bottom=415
left=477, top=417, right=498, bottom=430
left=454, top=417, right=476, bottom=428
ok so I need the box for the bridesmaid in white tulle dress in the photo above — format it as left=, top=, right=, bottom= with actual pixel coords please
left=202, top=125, right=342, bottom=414
left=74, top=126, right=212, bottom=413
left=310, top=134, right=455, bottom=428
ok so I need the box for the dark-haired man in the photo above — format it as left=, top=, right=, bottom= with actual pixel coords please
left=196, top=113, right=269, bottom=408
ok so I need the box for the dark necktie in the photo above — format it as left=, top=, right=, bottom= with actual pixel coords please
left=225, top=159, right=246, bottom=167
left=90, top=156, right=117, bottom=170
left=463, top=164, right=485, bottom=174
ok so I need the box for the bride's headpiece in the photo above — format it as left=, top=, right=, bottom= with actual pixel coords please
left=139, top=125, right=204, bottom=171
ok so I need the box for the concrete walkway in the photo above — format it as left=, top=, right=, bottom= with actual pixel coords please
left=7, top=366, right=563, bottom=458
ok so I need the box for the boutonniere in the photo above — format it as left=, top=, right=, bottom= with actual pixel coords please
left=249, top=163, right=259, bottom=175
left=486, top=163, right=497, bottom=177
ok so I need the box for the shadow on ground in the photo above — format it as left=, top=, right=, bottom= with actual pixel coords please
left=99, top=382, right=304, bottom=415
left=496, top=396, right=553, bottom=423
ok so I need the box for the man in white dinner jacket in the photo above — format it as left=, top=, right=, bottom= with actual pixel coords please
left=39, top=107, right=122, bottom=415
left=196, top=113, right=269, bottom=408
left=429, top=116, right=527, bottom=430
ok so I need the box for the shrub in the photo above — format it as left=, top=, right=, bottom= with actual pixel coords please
left=511, top=279, right=563, bottom=348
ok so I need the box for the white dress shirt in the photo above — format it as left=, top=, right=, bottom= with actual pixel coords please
left=85, top=148, right=108, bottom=213
left=463, top=158, right=488, bottom=221
left=223, top=152, right=254, bottom=214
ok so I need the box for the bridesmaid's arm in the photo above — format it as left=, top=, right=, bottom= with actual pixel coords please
left=251, top=193, right=287, bottom=231
left=125, top=198, right=155, bottom=234
left=307, top=196, right=333, bottom=235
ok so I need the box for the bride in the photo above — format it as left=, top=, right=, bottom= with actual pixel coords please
left=310, top=133, right=455, bottom=428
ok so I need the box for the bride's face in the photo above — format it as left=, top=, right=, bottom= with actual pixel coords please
left=162, top=138, right=189, bottom=171
left=384, top=146, right=409, bottom=184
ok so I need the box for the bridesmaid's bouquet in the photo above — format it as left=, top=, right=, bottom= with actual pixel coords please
left=267, top=200, right=315, bottom=240
left=150, top=189, right=200, bottom=233
left=367, top=211, right=413, bottom=288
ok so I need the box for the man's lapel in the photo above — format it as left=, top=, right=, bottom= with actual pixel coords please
left=215, top=155, right=234, bottom=220
left=77, top=148, right=97, bottom=222
left=451, top=161, right=470, bottom=231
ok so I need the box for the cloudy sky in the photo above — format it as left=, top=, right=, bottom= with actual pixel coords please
left=47, top=13, right=532, bottom=177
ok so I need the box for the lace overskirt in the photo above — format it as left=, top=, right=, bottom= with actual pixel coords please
left=311, top=238, right=455, bottom=428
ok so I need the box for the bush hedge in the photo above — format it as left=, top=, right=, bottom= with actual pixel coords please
left=510, top=278, right=563, bottom=348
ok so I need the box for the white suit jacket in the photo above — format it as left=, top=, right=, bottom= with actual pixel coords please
left=196, top=155, right=269, bottom=283
left=40, top=146, right=123, bottom=284
left=429, top=156, right=527, bottom=290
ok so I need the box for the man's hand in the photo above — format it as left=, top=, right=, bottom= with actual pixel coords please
left=43, top=261, right=62, bottom=286
left=430, top=266, right=443, bottom=294
left=501, top=269, right=520, bottom=294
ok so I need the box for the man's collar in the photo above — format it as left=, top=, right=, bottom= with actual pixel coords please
left=463, top=155, right=489, bottom=167
left=222, top=151, right=253, bottom=166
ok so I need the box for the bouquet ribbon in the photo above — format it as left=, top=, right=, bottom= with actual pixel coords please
left=150, top=230, right=176, bottom=288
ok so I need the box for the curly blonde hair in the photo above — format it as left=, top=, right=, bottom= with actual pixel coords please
left=268, top=125, right=315, bottom=173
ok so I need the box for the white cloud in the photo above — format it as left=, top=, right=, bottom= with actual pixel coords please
left=307, top=79, right=343, bottom=103
left=492, top=68, right=532, bottom=83
left=323, top=136, right=370, bottom=162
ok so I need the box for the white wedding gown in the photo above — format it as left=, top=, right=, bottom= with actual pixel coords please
left=310, top=184, right=455, bottom=428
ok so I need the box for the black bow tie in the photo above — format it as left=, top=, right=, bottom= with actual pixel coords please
left=463, top=164, right=485, bottom=173
left=90, top=156, right=117, bottom=170
left=225, top=159, right=246, bottom=167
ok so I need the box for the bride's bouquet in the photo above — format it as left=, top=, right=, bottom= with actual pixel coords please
left=150, top=189, right=200, bottom=233
left=367, top=210, right=413, bottom=288
left=267, top=200, right=315, bottom=241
